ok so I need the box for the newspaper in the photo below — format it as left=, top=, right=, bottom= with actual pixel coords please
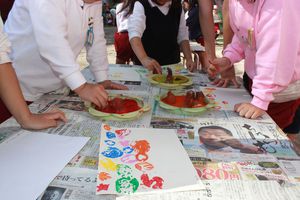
left=1, top=65, right=299, bottom=200
left=116, top=180, right=291, bottom=200
left=192, top=156, right=289, bottom=182
left=37, top=167, right=116, bottom=200
left=278, top=158, right=300, bottom=182
left=81, top=65, right=154, bottom=92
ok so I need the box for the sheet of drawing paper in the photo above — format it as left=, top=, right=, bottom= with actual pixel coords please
left=201, top=87, right=252, bottom=110
left=0, top=130, right=89, bottom=200
left=109, top=67, right=141, bottom=82
left=96, top=124, right=202, bottom=195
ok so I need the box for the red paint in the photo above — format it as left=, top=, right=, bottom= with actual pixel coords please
left=96, top=97, right=141, bottom=114
left=161, top=91, right=207, bottom=108
left=141, top=174, right=164, bottom=189
left=96, top=183, right=110, bottom=192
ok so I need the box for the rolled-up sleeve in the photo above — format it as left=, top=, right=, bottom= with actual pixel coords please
left=128, top=2, right=146, bottom=40
left=177, top=8, right=189, bottom=44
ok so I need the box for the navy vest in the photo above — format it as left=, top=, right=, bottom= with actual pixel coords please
left=135, top=0, right=182, bottom=65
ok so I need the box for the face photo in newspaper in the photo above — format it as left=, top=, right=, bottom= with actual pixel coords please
left=197, top=125, right=263, bottom=154
left=193, top=122, right=298, bottom=158
left=40, top=186, right=65, bottom=200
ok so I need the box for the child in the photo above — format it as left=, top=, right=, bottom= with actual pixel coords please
left=121, top=0, right=195, bottom=73
left=4, top=0, right=127, bottom=110
left=185, top=0, right=210, bottom=72
left=210, top=0, right=300, bottom=131
left=114, top=1, right=136, bottom=64
left=0, top=18, right=66, bottom=128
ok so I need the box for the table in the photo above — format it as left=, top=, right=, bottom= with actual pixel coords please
left=1, top=64, right=299, bottom=200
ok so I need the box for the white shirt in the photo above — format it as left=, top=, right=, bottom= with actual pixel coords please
left=4, top=0, right=108, bottom=101
left=0, top=18, right=11, bottom=64
left=128, top=0, right=189, bottom=44
left=116, top=3, right=129, bottom=32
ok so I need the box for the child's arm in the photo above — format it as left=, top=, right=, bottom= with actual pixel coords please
left=130, top=37, right=161, bottom=73
left=250, top=0, right=299, bottom=111
left=180, top=40, right=195, bottom=72
left=198, top=0, right=216, bottom=61
left=128, top=1, right=161, bottom=73
left=0, top=63, right=67, bottom=129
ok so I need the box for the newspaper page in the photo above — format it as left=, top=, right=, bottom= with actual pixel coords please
left=81, top=65, right=154, bottom=92
left=282, top=183, right=300, bottom=200
left=278, top=158, right=300, bottom=182
left=37, top=167, right=116, bottom=200
left=116, top=180, right=287, bottom=200
left=192, top=156, right=289, bottom=182
left=182, top=121, right=297, bottom=160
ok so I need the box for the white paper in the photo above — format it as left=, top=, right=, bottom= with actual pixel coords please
left=201, top=87, right=252, bottom=110
left=96, top=125, right=202, bottom=195
left=0, top=131, right=89, bottom=200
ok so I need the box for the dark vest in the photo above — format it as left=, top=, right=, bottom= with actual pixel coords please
left=135, top=0, right=182, bottom=65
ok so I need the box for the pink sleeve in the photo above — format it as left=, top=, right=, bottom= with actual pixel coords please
left=251, top=0, right=298, bottom=110
left=223, top=34, right=245, bottom=64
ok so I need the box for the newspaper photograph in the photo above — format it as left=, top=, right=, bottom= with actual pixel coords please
left=182, top=121, right=298, bottom=160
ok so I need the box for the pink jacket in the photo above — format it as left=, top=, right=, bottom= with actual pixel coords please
left=223, top=0, right=300, bottom=110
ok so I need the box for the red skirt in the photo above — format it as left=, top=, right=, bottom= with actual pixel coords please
left=0, top=99, right=32, bottom=124
left=114, top=31, right=135, bottom=63
left=0, top=99, right=12, bottom=124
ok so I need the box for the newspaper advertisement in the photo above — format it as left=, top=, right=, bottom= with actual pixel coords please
left=192, top=157, right=289, bottom=182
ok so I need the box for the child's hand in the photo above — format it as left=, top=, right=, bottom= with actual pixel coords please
left=185, top=59, right=196, bottom=72
left=99, top=80, right=128, bottom=90
left=234, top=103, right=265, bottom=119
left=212, top=68, right=240, bottom=88
left=20, top=110, right=67, bottom=130
left=141, top=57, right=162, bottom=74
left=208, top=57, right=232, bottom=77
left=74, top=83, right=108, bottom=109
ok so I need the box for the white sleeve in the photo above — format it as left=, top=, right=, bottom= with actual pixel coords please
left=28, top=0, right=86, bottom=90
left=0, top=19, right=11, bottom=64
left=86, top=4, right=108, bottom=82
left=128, top=2, right=146, bottom=40
left=177, top=8, right=189, bottom=44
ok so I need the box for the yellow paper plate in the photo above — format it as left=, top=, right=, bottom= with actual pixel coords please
left=148, top=74, right=193, bottom=89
